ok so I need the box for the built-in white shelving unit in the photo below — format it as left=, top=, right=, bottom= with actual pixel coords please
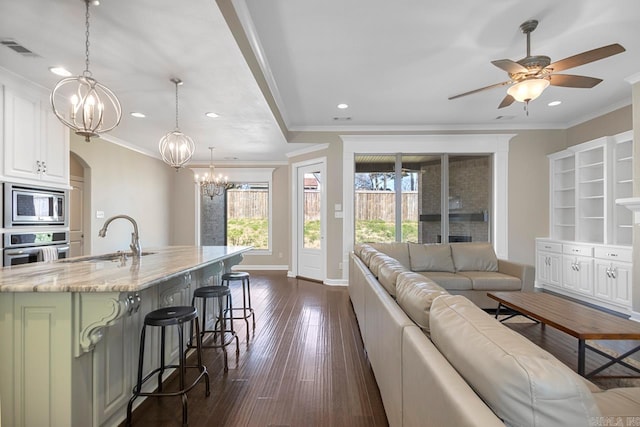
left=538, top=130, right=634, bottom=314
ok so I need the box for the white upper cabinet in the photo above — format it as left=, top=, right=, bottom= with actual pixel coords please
left=1, top=71, right=69, bottom=187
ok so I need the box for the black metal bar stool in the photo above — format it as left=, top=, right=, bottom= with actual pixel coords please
left=126, top=306, right=209, bottom=427
left=189, top=285, right=239, bottom=371
left=221, top=271, right=255, bottom=340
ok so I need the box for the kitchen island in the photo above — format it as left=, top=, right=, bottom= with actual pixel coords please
left=0, top=246, right=251, bottom=427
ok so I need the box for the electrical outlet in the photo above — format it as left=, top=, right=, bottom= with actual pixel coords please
left=96, top=210, right=104, bottom=219
left=338, top=262, right=343, bottom=270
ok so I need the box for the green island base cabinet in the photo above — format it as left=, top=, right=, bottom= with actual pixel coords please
left=0, top=246, right=250, bottom=427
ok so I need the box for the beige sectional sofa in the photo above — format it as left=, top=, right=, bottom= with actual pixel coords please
left=349, top=242, right=640, bottom=427
left=361, top=242, right=534, bottom=308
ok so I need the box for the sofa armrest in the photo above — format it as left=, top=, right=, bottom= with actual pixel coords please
left=497, top=259, right=535, bottom=292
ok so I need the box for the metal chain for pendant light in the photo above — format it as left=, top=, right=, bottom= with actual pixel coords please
left=84, top=1, right=91, bottom=76
left=174, top=78, right=180, bottom=129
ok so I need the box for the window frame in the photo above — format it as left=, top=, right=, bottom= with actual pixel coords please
left=342, top=134, right=514, bottom=280
left=193, top=167, right=274, bottom=255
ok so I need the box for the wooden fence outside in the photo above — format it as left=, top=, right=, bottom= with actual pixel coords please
left=228, top=189, right=418, bottom=222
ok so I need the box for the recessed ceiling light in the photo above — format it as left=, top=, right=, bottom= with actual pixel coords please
left=130, top=112, right=146, bottom=118
left=548, top=101, right=562, bottom=107
left=337, top=103, right=349, bottom=109
left=49, top=66, right=71, bottom=77
left=205, top=112, right=219, bottom=118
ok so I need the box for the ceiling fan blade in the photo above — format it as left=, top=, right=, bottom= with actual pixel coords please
left=547, top=43, right=625, bottom=73
left=498, top=94, right=515, bottom=109
left=491, top=59, right=528, bottom=74
left=549, top=74, right=603, bottom=88
left=448, top=81, right=511, bottom=100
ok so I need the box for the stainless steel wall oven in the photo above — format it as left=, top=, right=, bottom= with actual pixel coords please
left=3, top=231, right=70, bottom=266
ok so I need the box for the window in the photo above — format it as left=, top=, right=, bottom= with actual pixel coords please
left=226, top=182, right=269, bottom=250
left=194, top=167, right=274, bottom=254
left=355, top=154, right=491, bottom=245
left=343, top=134, right=511, bottom=260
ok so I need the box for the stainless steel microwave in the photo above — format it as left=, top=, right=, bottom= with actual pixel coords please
left=4, top=183, right=67, bottom=227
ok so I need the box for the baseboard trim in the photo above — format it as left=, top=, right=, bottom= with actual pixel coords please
left=324, top=279, right=348, bottom=287
left=231, top=264, right=289, bottom=271
left=629, top=310, right=640, bottom=323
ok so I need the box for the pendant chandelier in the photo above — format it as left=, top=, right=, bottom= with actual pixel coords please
left=196, top=147, right=233, bottom=199
left=159, top=78, right=195, bottom=170
left=50, top=0, right=122, bottom=142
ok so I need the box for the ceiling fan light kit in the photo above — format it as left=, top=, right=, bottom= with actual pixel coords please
left=448, top=19, right=625, bottom=114
left=507, top=78, right=550, bottom=103
left=50, top=0, right=122, bottom=142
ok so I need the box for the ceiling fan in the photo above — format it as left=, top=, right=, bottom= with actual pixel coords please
left=448, top=20, right=625, bottom=112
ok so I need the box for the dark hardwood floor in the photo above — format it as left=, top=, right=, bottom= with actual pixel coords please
left=124, top=272, right=640, bottom=426
left=123, top=271, right=388, bottom=427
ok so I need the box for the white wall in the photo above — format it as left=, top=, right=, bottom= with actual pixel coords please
left=70, top=135, right=175, bottom=254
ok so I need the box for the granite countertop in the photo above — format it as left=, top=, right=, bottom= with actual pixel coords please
left=0, top=246, right=251, bottom=293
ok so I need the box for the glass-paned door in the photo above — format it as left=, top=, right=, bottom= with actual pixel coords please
left=447, top=155, right=491, bottom=243
left=354, top=155, right=396, bottom=244
left=355, top=153, right=492, bottom=244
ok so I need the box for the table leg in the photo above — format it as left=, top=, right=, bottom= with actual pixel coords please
left=578, top=339, right=586, bottom=376
left=495, top=303, right=502, bottom=319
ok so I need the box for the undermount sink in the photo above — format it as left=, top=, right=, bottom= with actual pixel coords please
left=60, top=251, right=156, bottom=263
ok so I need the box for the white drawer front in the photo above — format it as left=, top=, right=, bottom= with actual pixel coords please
left=594, top=246, right=633, bottom=263
left=537, top=241, right=562, bottom=253
left=563, top=244, right=594, bottom=257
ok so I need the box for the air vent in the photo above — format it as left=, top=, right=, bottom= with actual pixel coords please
left=1, top=39, right=38, bottom=57
left=333, top=117, right=352, bottom=121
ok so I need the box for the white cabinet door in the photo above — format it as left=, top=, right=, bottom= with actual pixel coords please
left=536, top=251, right=562, bottom=288
left=40, top=109, right=69, bottom=184
left=611, top=262, right=632, bottom=307
left=4, top=86, right=41, bottom=180
left=594, top=260, right=632, bottom=309
left=563, top=256, right=593, bottom=295
left=594, top=261, right=613, bottom=300
left=2, top=83, right=69, bottom=186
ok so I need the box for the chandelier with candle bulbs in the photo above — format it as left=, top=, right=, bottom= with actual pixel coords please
left=51, top=0, right=122, bottom=142
left=196, top=147, right=233, bottom=199
left=158, top=78, right=195, bottom=169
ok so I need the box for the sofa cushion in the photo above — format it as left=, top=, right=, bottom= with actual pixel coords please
left=450, top=242, right=498, bottom=272
left=430, top=295, right=600, bottom=427
left=378, top=260, right=409, bottom=296
left=369, top=253, right=396, bottom=277
left=408, top=243, right=455, bottom=272
left=395, top=272, right=448, bottom=332
left=359, top=245, right=379, bottom=266
left=457, top=271, right=522, bottom=291
left=416, top=272, right=472, bottom=290
left=592, top=387, right=640, bottom=417
left=353, top=243, right=370, bottom=258
left=370, top=242, right=411, bottom=269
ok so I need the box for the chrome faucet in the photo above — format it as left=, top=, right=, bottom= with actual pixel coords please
left=98, top=215, right=141, bottom=258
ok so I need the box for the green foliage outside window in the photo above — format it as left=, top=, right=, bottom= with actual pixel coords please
left=227, top=218, right=268, bottom=249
